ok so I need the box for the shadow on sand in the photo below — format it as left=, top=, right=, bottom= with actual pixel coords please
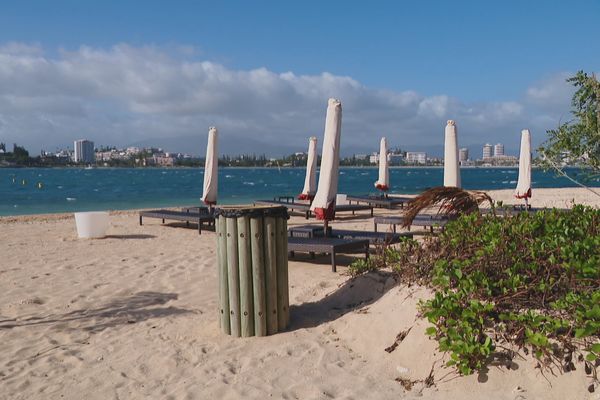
left=104, top=234, right=156, bottom=239
left=0, top=291, right=192, bottom=332
left=288, top=270, right=397, bottom=331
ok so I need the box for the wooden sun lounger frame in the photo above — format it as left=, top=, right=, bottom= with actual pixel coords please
left=139, top=209, right=215, bottom=234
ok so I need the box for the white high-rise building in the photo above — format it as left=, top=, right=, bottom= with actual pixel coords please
left=74, top=139, right=95, bottom=163
left=459, top=148, right=469, bottom=163
left=494, top=143, right=505, bottom=157
left=482, top=143, right=493, bottom=159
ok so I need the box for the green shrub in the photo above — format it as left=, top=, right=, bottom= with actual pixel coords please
left=348, top=258, right=377, bottom=276
left=387, top=205, right=600, bottom=378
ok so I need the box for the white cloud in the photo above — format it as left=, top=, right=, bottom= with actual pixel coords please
left=525, top=72, right=573, bottom=111
left=0, top=43, right=576, bottom=155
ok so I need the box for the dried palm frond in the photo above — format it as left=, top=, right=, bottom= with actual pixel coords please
left=402, top=187, right=493, bottom=228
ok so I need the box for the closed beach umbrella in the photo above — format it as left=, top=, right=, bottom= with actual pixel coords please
left=298, top=136, right=318, bottom=201
left=201, top=127, right=218, bottom=206
left=515, top=129, right=532, bottom=205
left=443, top=120, right=461, bottom=188
left=374, top=137, right=389, bottom=193
left=310, top=98, right=342, bottom=225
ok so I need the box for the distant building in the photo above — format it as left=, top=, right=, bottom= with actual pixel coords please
left=482, top=143, right=493, bottom=160
left=388, top=153, right=404, bottom=166
left=153, top=154, right=175, bottom=166
left=459, top=148, right=469, bottom=163
left=494, top=143, right=505, bottom=157
left=369, top=152, right=379, bottom=165
left=74, top=140, right=95, bottom=163
left=406, top=152, right=427, bottom=165
left=126, top=147, right=141, bottom=155
left=489, top=155, right=518, bottom=166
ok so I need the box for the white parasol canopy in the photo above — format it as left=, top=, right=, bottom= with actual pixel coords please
left=201, top=127, right=218, bottom=205
left=443, top=120, right=461, bottom=188
left=374, top=137, right=389, bottom=192
left=310, top=98, right=342, bottom=221
left=515, top=129, right=532, bottom=201
left=299, top=136, right=318, bottom=200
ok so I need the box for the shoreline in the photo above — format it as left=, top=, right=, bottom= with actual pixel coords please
left=1, top=187, right=598, bottom=219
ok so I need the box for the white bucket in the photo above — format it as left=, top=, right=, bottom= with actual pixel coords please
left=74, top=211, right=110, bottom=239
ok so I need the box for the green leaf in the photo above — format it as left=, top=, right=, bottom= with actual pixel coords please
left=425, top=327, right=437, bottom=336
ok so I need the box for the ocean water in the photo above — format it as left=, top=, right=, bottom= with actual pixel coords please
left=0, top=167, right=597, bottom=216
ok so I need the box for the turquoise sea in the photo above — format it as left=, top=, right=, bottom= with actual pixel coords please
left=0, top=167, right=597, bottom=216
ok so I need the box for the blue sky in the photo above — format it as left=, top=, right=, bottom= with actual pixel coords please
left=0, top=1, right=598, bottom=156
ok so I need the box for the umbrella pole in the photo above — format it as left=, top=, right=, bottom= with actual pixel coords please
left=323, top=219, right=329, bottom=237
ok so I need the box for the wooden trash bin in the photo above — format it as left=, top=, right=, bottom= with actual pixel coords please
left=215, top=205, right=290, bottom=337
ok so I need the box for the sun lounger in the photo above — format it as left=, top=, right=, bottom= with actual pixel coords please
left=373, top=215, right=451, bottom=233
left=254, top=198, right=373, bottom=219
left=346, top=194, right=412, bottom=209
left=331, top=228, right=412, bottom=244
left=254, top=199, right=312, bottom=218
left=287, top=236, right=369, bottom=272
left=180, top=206, right=210, bottom=214
left=288, top=224, right=413, bottom=244
left=139, top=209, right=215, bottom=234
left=480, top=206, right=570, bottom=217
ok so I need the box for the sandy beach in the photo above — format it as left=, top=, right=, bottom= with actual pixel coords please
left=1, top=188, right=599, bottom=400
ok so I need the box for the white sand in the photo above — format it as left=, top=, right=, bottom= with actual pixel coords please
left=1, top=188, right=599, bottom=400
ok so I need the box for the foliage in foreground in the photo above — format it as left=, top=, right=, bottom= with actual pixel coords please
left=353, top=206, right=600, bottom=382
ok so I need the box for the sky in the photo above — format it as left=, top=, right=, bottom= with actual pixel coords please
left=0, top=0, right=599, bottom=157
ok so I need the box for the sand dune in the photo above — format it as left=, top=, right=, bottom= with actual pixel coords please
left=1, top=188, right=599, bottom=399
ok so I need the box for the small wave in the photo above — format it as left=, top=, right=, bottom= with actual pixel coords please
left=57, top=186, right=63, bottom=189
left=13, top=204, right=18, bottom=208
left=340, top=171, right=346, bottom=175
left=225, top=175, right=234, bottom=178
left=66, top=197, right=77, bottom=201
left=243, top=181, right=255, bottom=186
left=93, top=188, right=99, bottom=192
left=360, top=172, right=369, bottom=175
left=509, top=180, right=516, bottom=184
